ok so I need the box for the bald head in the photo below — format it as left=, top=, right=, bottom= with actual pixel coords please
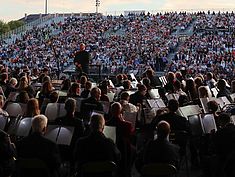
left=111, top=102, right=122, bottom=117
left=157, top=121, right=171, bottom=139
left=80, top=43, right=86, bottom=51
left=90, top=114, right=105, bottom=132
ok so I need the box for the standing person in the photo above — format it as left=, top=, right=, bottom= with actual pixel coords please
left=74, top=43, right=90, bottom=78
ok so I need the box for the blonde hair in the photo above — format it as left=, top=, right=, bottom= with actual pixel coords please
left=32, top=115, right=48, bottom=133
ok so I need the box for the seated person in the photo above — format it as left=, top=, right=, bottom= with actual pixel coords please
left=145, top=68, right=162, bottom=88
left=129, top=84, right=147, bottom=106
left=117, top=80, right=131, bottom=100
left=55, top=98, right=84, bottom=145
left=207, top=100, right=219, bottom=127
left=151, top=99, right=190, bottom=133
left=99, top=81, right=110, bottom=102
left=67, top=83, right=80, bottom=98
left=217, top=79, right=232, bottom=102
left=106, top=102, right=135, bottom=177
left=80, top=87, right=103, bottom=124
left=135, top=121, right=180, bottom=173
left=0, top=95, right=9, bottom=117
left=74, top=114, right=120, bottom=173
left=16, top=115, right=61, bottom=177
left=212, top=113, right=235, bottom=177
left=80, top=81, right=92, bottom=98
left=119, top=92, right=138, bottom=113
left=0, top=130, right=16, bottom=177
left=40, top=91, right=59, bottom=114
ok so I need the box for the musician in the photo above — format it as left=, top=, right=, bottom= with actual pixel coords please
left=74, top=43, right=90, bottom=77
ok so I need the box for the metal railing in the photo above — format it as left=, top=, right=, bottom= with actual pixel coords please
left=0, top=14, right=54, bottom=41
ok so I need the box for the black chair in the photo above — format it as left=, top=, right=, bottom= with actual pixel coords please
left=16, top=158, right=50, bottom=177
left=141, top=163, right=177, bottom=177
left=0, top=115, right=9, bottom=131
left=170, top=131, right=190, bottom=177
left=80, top=161, right=117, bottom=177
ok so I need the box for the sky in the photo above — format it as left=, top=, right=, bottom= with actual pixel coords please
left=1, top=0, right=235, bottom=22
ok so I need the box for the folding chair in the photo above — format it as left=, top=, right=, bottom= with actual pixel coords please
left=16, top=158, right=50, bottom=177
left=45, top=103, right=66, bottom=121
left=81, top=161, right=117, bottom=177
left=170, top=131, right=190, bottom=177
left=141, top=163, right=177, bottom=177
left=5, top=102, right=23, bottom=117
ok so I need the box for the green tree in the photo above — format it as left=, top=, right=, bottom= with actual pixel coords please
left=8, top=20, right=24, bottom=31
left=0, top=20, right=10, bottom=35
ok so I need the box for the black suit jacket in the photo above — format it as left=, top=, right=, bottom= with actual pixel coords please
left=80, top=97, right=103, bottom=122
left=74, top=131, right=121, bottom=169
left=16, top=132, right=61, bottom=174
left=152, top=112, right=190, bottom=133
left=213, top=124, right=235, bottom=157
left=74, top=50, right=90, bottom=74
left=129, top=91, right=146, bottom=106
left=143, top=139, right=180, bottom=168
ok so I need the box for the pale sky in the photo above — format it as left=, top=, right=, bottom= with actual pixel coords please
left=1, top=0, right=235, bottom=22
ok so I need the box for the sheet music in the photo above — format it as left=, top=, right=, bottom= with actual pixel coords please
left=179, top=105, right=201, bottom=119
left=143, top=108, right=157, bottom=124
left=107, top=92, right=115, bottom=102
left=155, top=98, right=166, bottom=108
left=16, top=118, right=32, bottom=137
left=231, top=115, right=235, bottom=125
left=91, top=111, right=104, bottom=117
left=148, top=89, right=159, bottom=99
left=103, top=126, right=116, bottom=143
left=123, top=111, right=137, bottom=129
left=211, top=87, right=218, bottom=97
left=44, top=125, right=60, bottom=143
left=147, top=99, right=158, bottom=108
left=57, top=91, right=67, bottom=97
left=126, top=91, right=135, bottom=96
left=130, top=73, right=137, bottom=82
left=166, top=93, right=179, bottom=101
left=56, top=126, right=74, bottom=145
left=200, top=97, right=211, bottom=113
left=215, top=97, right=231, bottom=108
left=230, top=93, right=235, bottom=102
left=131, top=82, right=138, bottom=89
left=188, top=115, right=203, bottom=136
left=200, top=114, right=217, bottom=134
left=91, top=83, right=97, bottom=89
left=109, top=80, right=115, bottom=88
left=75, top=98, right=84, bottom=112
left=100, top=101, right=110, bottom=114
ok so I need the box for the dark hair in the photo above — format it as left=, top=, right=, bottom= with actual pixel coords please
left=219, top=113, right=231, bottom=127
left=157, top=121, right=170, bottom=139
left=207, top=100, right=218, bottom=113
left=168, top=99, right=179, bottom=112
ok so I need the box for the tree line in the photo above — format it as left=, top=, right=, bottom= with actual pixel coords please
left=0, top=20, right=24, bottom=35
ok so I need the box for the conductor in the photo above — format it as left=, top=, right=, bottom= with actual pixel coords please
left=74, top=43, right=90, bottom=77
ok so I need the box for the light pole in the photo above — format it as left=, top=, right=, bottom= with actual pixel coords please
left=45, top=0, right=48, bottom=14
left=95, top=0, right=100, bottom=14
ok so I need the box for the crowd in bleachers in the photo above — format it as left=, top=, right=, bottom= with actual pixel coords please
left=0, top=11, right=235, bottom=177
left=0, top=12, right=195, bottom=76
left=169, top=12, right=235, bottom=83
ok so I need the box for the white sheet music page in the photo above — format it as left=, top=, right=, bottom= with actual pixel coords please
left=103, top=126, right=116, bottom=143
left=201, top=114, right=217, bottom=134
